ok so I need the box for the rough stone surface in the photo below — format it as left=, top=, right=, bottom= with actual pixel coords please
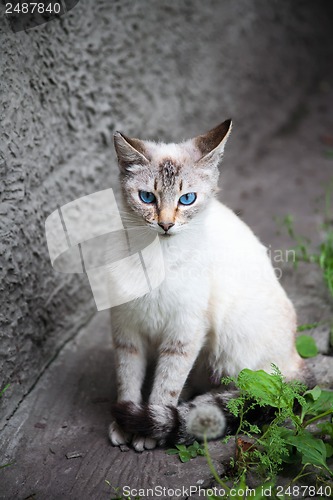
left=1, top=0, right=333, bottom=474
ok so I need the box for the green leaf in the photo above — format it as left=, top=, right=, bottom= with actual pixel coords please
left=304, top=385, right=322, bottom=401
left=0, top=384, right=10, bottom=398
left=179, top=451, right=190, bottom=463
left=283, top=431, right=331, bottom=473
left=296, top=335, right=318, bottom=358
left=0, top=462, right=14, bottom=469
left=317, top=421, right=333, bottom=439
left=237, top=368, right=289, bottom=408
left=188, top=441, right=205, bottom=457
left=166, top=448, right=180, bottom=455
left=325, top=443, right=333, bottom=458
left=301, top=389, right=333, bottom=422
left=166, top=441, right=205, bottom=462
left=175, top=444, right=187, bottom=452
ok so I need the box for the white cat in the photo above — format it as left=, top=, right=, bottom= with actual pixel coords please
left=108, top=120, right=308, bottom=452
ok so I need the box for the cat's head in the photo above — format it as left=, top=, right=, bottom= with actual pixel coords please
left=114, top=119, right=232, bottom=236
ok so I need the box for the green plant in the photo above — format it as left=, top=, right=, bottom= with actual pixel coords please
left=297, top=322, right=321, bottom=332
left=166, top=367, right=333, bottom=497
left=166, top=440, right=205, bottom=462
left=0, top=383, right=10, bottom=398
left=279, top=183, right=333, bottom=298
left=221, top=367, right=333, bottom=484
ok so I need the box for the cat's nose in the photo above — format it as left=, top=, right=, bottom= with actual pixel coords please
left=158, top=222, right=175, bottom=232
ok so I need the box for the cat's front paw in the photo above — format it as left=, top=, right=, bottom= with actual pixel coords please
left=109, top=421, right=131, bottom=446
left=110, top=402, right=158, bottom=451
left=132, top=435, right=157, bottom=452
left=109, top=422, right=157, bottom=451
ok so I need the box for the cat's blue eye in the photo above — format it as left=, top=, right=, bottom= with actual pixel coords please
left=179, top=193, right=197, bottom=205
left=139, top=191, right=156, bottom=204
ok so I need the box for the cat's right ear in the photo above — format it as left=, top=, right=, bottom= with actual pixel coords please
left=114, top=132, right=149, bottom=173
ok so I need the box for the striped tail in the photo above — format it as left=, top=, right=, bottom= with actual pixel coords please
left=111, top=390, right=241, bottom=446
left=111, top=367, right=315, bottom=447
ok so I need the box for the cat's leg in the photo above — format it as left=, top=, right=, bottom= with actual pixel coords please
left=112, top=335, right=158, bottom=451
left=149, top=336, right=204, bottom=406
left=109, top=335, right=146, bottom=447
left=111, top=330, right=207, bottom=448
left=142, top=331, right=206, bottom=447
left=127, top=336, right=205, bottom=451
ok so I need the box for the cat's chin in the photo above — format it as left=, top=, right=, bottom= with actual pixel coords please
left=146, top=225, right=176, bottom=237
left=159, top=232, right=174, bottom=238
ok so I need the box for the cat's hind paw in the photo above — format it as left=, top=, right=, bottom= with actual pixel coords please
left=109, top=421, right=131, bottom=446
left=132, top=435, right=157, bottom=452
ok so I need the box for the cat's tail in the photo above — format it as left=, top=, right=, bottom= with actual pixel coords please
left=110, top=390, right=243, bottom=446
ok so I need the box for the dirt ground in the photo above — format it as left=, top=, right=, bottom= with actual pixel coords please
left=1, top=78, right=333, bottom=499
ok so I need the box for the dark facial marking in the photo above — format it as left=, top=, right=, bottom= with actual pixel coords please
left=159, top=159, right=180, bottom=188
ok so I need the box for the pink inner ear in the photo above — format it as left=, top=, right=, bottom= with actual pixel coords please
left=195, top=119, right=232, bottom=158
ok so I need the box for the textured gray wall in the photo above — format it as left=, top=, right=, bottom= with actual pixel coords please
left=1, top=0, right=333, bottom=427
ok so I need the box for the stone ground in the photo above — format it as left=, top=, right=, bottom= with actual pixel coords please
left=1, top=79, right=333, bottom=499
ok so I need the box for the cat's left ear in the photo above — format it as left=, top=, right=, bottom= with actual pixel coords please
left=114, top=132, right=150, bottom=173
left=194, top=119, right=232, bottom=166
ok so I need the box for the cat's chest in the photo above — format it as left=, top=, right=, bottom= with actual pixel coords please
left=113, top=245, right=210, bottom=338
left=125, top=269, right=209, bottom=335
left=111, top=228, right=212, bottom=339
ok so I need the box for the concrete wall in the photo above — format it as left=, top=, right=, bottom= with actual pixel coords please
left=1, top=0, right=333, bottom=427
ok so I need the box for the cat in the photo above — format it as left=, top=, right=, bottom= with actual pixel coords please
left=108, top=119, right=310, bottom=452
